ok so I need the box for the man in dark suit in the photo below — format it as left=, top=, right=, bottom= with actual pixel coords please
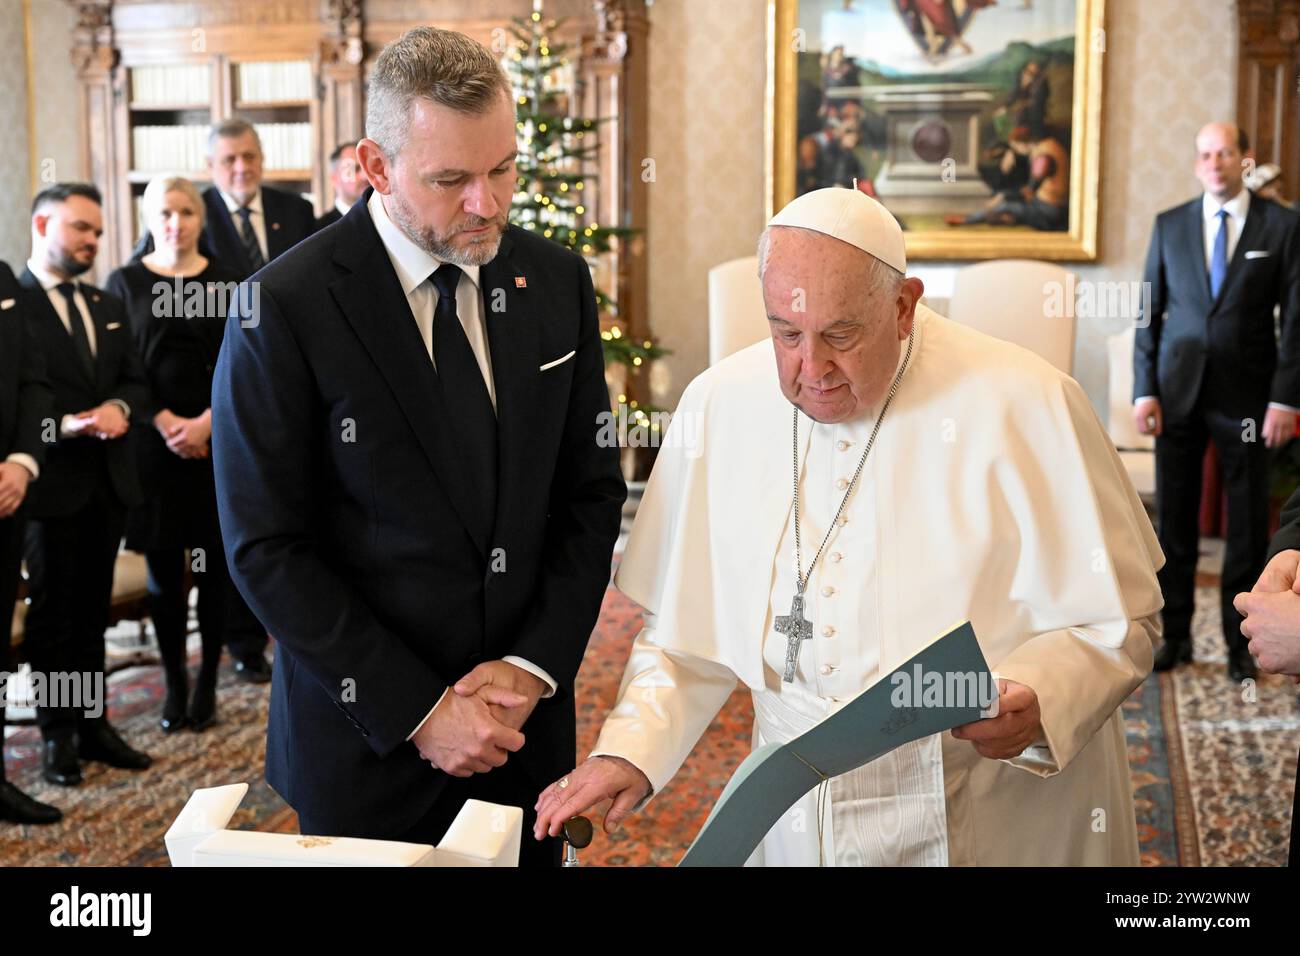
left=1134, top=122, right=1300, bottom=681
left=0, top=259, right=60, bottom=823
left=18, top=184, right=153, bottom=785
left=211, top=27, right=625, bottom=867
left=315, top=142, right=368, bottom=231
left=1232, top=495, right=1300, bottom=865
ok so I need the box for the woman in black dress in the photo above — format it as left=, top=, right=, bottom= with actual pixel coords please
left=107, top=175, right=239, bottom=732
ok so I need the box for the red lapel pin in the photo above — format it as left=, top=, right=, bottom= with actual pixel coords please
left=515, top=276, right=527, bottom=288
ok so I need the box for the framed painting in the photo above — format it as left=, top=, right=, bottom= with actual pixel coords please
left=766, top=0, right=1104, bottom=260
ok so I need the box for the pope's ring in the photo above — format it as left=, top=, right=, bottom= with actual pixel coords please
left=558, top=776, right=569, bottom=790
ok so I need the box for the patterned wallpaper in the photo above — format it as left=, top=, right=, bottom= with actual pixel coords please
left=644, top=0, right=1241, bottom=415
left=0, top=2, right=31, bottom=267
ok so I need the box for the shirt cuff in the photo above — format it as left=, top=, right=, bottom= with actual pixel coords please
left=1133, top=396, right=1157, bottom=404
left=105, top=399, right=131, bottom=419
left=5, top=453, right=38, bottom=480
left=1267, top=402, right=1300, bottom=414
left=406, top=687, right=448, bottom=742
left=503, top=656, right=558, bottom=699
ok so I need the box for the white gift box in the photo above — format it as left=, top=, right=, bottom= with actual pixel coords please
left=166, top=785, right=522, bottom=867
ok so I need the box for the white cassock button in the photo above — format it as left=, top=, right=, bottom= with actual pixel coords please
left=821, top=586, right=835, bottom=597
left=835, top=478, right=849, bottom=490
left=830, top=552, right=843, bottom=563
left=820, top=664, right=836, bottom=676
left=837, top=440, right=851, bottom=451
left=822, top=625, right=836, bottom=638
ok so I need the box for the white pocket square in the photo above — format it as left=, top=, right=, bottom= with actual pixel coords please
left=539, top=350, right=576, bottom=371
left=106, top=322, right=122, bottom=330
left=0, top=298, right=14, bottom=310
left=1244, top=250, right=1270, bottom=259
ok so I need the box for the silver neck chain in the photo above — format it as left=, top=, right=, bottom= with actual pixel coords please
left=793, top=327, right=915, bottom=592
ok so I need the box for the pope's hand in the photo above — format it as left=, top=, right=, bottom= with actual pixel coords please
left=1233, top=589, right=1300, bottom=676
left=951, top=679, right=1043, bottom=760
left=1251, top=548, right=1300, bottom=594
left=411, top=685, right=528, bottom=778
left=533, top=755, right=651, bottom=840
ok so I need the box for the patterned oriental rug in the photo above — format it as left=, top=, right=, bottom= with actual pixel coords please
left=1, top=586, right=1294, bottom=866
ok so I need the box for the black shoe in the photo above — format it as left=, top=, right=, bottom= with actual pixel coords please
left=1227, top=648, right=1258, bottom=682
left=0, top=780, right=62, bottom=824
left=187, top=679, right=217, bottom=732
left=78, top=722, right=152, bottom=771
left=160, top=691, right=188, bottom=734
left=233, top=656, right=272, bottom=684
left=1153, top=639, right=1193, bottom=672
left=42, top=738, right=82, bottom=787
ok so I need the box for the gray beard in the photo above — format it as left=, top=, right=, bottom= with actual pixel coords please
left=387, top=192, right=503, bottom=267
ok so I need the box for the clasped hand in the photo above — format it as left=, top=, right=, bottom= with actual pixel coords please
left=410, top=660, right=548, bottom=777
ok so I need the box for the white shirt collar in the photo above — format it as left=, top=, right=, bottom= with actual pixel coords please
left=1203, top=188, right=1250, bottom=222
left=220, top=188, right=263, bottom=217
left=366, top=189, right=480, bottom=297
left=334, top=197, right=352, bottom=217
left=25, top=257, right=71, bottom=291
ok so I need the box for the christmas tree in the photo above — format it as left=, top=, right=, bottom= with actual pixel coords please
left=503, top=2, right=667, bottom=404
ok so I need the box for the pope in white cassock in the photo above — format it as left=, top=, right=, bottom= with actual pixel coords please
left=533, top=188, right=1164, bottom=866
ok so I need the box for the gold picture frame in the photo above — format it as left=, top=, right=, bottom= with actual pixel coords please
left=766, top=0, right=1104, bottom=261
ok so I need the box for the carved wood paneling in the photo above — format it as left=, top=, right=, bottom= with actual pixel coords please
left=1238, top=0, right=1300, bottom=197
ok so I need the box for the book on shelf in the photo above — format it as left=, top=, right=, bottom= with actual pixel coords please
left=130, top=64, right=210, bottom=107
left=237, top=61, right=313, bottom=103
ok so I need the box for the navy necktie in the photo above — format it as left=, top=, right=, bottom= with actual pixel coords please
left=235, top=206, right=266, bottom=272
left=1209, top=208, right=1229, bottom=299
left=55, top=282, right=95, bottom=378
left=430, top=263, right=497, bottom=542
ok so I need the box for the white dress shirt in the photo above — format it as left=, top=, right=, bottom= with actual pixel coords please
left=334, top=197, right=352, bottom=218
left=365, top=191, right=556, bottom=740
left=24, top=258, right=131, bottom=448
left=1137, top=189, right=1296, bottom=414
left=220, top=188, right=268, bottom=262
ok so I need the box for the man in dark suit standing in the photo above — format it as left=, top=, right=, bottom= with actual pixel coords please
left=0, top=259, right=60, bottom=823
left=1232, top=495, right=1300, bottom=865
left=196, top=118, right=317, bottom=683
left=315, top=143, right=368, bottom=231
left=18, top=184, right=153, bottom=786
left=1134, top=122, right=1300, bottom=681
left=211, top=27, right=625, bottom=866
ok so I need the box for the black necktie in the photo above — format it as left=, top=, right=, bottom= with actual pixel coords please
left=429, top=264, right=498, bottom=541
left=235, top=206, right=266, bottom=272
left=55, top=282, right=95, bottom=378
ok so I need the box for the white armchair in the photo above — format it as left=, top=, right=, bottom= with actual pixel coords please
left=947, top=259, right=1076, bottom=374
left=708, top=256, right=769, bottom=366
left=1105, top=325, right=1156, bottom=502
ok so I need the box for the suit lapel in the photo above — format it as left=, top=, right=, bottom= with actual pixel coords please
left=18, top=268, right=95, bottom=390
left=83, top=288, right=116, bottom=394
left=328, top=201, right=491, bottom=557
left=481, top=233, right=542, bottom=547
left=263, top=189, right=289, bottom=260
left=204, top=189, right=251, bottom=275
left=1182, top=201, right=1214, bottom=309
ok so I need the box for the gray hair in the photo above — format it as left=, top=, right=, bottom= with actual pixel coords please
left=207, top=118, right=261, bottom=156
left=366, top=26, right=512, bottom=158
left=756, top=225, right=904, bottom=294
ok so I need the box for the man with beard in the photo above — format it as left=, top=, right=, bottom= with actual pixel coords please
left=18, top=183, right=153, bottom=787
left=211, top=26, right=625, bottom=866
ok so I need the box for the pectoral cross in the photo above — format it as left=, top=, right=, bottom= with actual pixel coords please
left=775, top=589, right=813, bottom=683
